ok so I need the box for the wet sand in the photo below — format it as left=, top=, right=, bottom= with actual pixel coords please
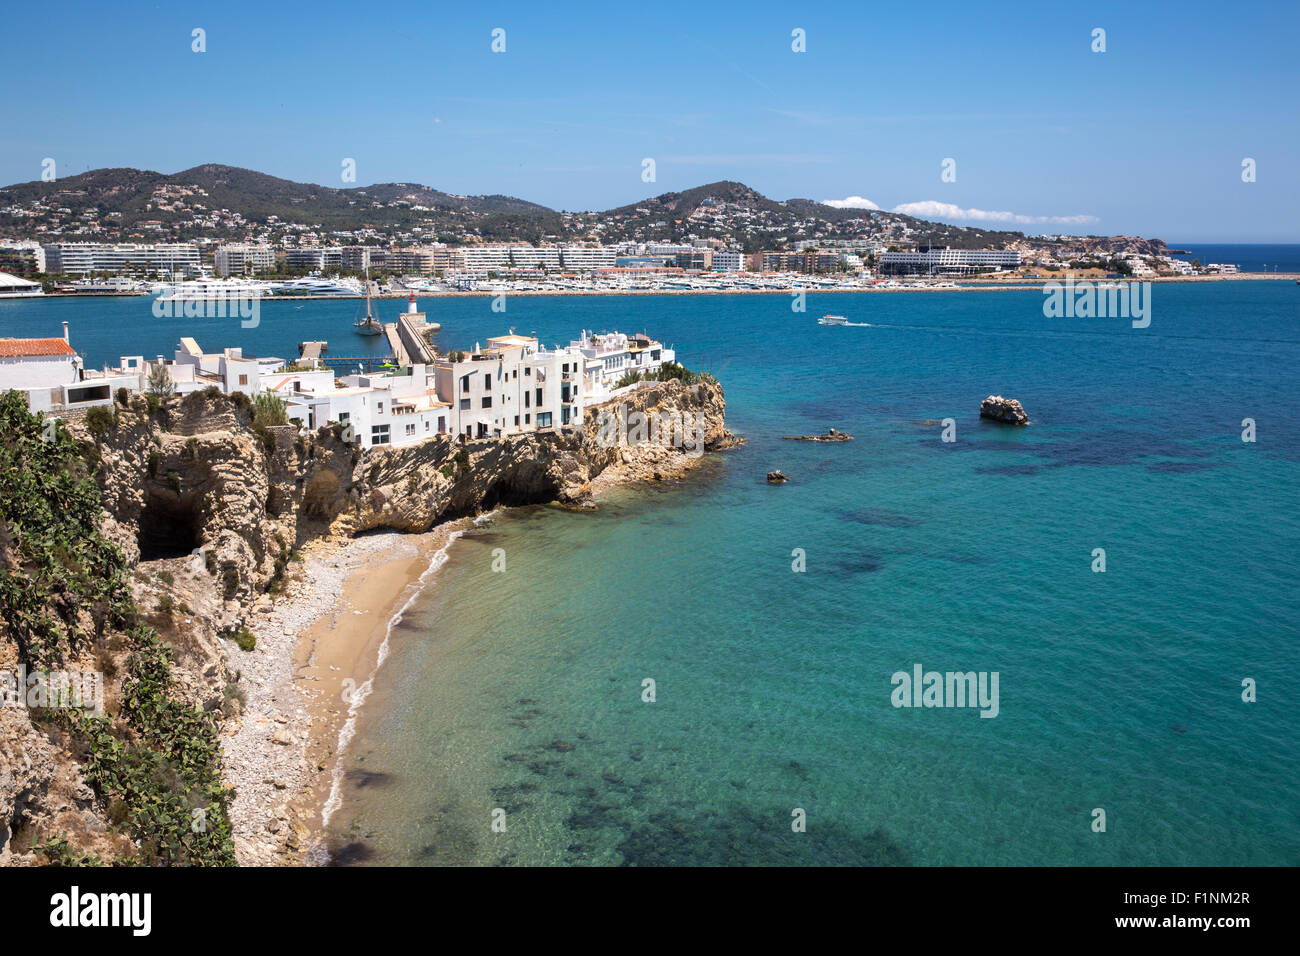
left=286, top=520, right=474, bottom=862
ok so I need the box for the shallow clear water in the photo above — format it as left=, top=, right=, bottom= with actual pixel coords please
left=6, top=284, right=1296, bottom=865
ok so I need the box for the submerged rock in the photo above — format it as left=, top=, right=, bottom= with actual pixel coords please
left=767, top=470, right=789, bottom=484
left=979, top=395, right=1029, bottom=425
left=781, top=428, right=853, bottom=442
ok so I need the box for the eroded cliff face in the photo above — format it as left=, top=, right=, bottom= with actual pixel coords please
left=1, top=379, right=734, bottom=864
left=94, top=379, right=734, bottom=602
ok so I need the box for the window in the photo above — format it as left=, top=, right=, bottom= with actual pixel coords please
left=460, top=374, right=470, bottom=394
left=339, top=412, right=350, bottom=422
left=371, top=424, right=390, bottom=446
left=376, top=402, right=383, bottom=414
left=484, top=373, right=491, bottom=390
left=514, top=416, right=520, bottom=426
left=524, top=414, right=530, bottom=424
left=460, top=399, right=470, bottom=410
left=525, top=367, right=531, bottom=376
left=482, top=396, right=492, bottom=408
left=561, top=406, right=570, bottom=425
left=424, top=420, right=430, bottom=431
left=438, top=416, right=446, bottom=433
left=238, top=374, right=248, bottom=386
left=524, top=391, right=530, bottom=408
left=537, top=412, right=552, bottom=427
left=405, top=423, right=416, bottom=436
left=535, top=387, right=542, bottom=406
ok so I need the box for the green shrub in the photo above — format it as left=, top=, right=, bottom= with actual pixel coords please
left=251, top=392, right=288, bottom=429
left=84, top=405, right=116, bottom=439
left=115, top=387, right=131, bottom=407
left=32, top=834, right=104, bottom=868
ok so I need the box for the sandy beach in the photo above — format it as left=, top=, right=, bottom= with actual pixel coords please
left=220, top=524, right=472, bottom=864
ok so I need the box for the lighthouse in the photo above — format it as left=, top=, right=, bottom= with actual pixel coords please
left=408, top=293, right=418, bottom=314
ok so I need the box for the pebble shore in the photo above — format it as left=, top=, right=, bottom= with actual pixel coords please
left=219, top=531, right=423, bottom=865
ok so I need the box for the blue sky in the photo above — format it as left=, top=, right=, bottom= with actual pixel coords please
left=4, top=0, right=1298, bottom=240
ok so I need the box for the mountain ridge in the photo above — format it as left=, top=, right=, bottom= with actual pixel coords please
left=0, top=163, right=1163, bottom=256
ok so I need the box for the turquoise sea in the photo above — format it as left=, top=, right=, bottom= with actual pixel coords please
left=3, top=283, right=1297, bottom=865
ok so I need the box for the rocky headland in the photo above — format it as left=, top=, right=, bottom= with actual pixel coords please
left=0, top=378, right=734, bottom=866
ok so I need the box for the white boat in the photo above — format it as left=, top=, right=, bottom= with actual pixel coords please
left=270, top=276, right=363, bottom=297
left=153, top=277, right=271, bottom=300
left=818, top=314, right=849, bottom=326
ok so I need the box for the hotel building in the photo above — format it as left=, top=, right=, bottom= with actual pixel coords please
left=214, top=244, right=277, bottom=276
left=877, top=248, right=1022, bottom=275
left=43, top=242, right=202, bottom=277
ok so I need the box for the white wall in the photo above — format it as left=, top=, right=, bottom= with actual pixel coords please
left=0, top=354, right=78, bottom=389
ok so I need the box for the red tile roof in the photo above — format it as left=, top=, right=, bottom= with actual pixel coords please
left=0, top=337, right=76, bottom=358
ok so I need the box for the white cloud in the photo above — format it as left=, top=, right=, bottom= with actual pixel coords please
left=889, top=200, right=1097, bottom=226
left=822, top=195, right=880, bottom=209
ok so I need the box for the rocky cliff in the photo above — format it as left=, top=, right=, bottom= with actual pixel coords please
left=93, top=379, right=733, bottom=596
left=1, top=379, right=734, bottom=865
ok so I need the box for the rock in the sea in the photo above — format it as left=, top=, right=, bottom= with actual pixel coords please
left=979, top=395, right=1029, bottom=425
left=767, top=470, right=789, bottom=484
left=781, top=428, right=853, bottom=442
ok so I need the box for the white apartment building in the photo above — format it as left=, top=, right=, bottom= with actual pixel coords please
left=43, top=242, right=202, bottom=277
left=569, top=330, right=675, bottom=402
left=711, top=250, right=744, bottom=272
left=0, top=240, right=46, bottom=275
left=167, top=337, right=283, bottom=396
left=458, top=244, right=616, bottom=276
left=274, top=368, right=446, bottom=449
left=214, top=244, right=276, bottom=276
left=877, top=248, right=1022, bottom=275
left=283, top=247, right=345, bottom=271
left=434, top=334, right=586, bottom=439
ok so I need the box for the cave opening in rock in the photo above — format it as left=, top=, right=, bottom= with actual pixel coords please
left=137, top=491, right=202, bottom=561
left=479, top=477, right=559, bottom=511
